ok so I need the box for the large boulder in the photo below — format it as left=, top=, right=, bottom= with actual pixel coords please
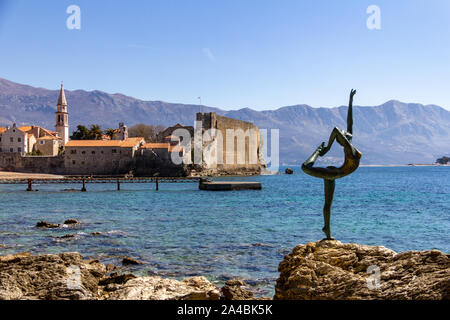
left=0, top=252, right=106, bottom=300
left=103, top=276, right=220, bottom=300
left=275, top=240, right=450, bottom=300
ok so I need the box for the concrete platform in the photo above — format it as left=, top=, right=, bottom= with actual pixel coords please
left=199, top=180, right=262, bottom=191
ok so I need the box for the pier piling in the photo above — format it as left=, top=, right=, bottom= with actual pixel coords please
left=156, top=178, right=159, bottom=191
left=117, top=178, right=121, bottom=191
left=81, top=178, right=87, bottom=192
left=26, top=179, right=33, bottom=192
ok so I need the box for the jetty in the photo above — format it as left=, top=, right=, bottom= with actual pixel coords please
left=0, top=174, right=262, bottom=191
left=199, top=179, right=262, bottom=191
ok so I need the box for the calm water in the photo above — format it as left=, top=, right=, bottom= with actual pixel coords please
left=0, top=166, right=449, bottom=296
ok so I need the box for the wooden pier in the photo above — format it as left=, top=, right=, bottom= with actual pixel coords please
left=0, top=176, right=201, bottom=192
left=0, top=175, right=262, bottom=191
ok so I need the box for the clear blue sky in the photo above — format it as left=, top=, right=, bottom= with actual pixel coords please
left=1, top=0, right=449, bottom=110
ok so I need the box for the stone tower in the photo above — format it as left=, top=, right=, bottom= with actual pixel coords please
left=55, top=83, right=69, bottom=145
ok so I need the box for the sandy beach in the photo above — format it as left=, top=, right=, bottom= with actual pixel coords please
left=0, top=172, right=64, bottom=180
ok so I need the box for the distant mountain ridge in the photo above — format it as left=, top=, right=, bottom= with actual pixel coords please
left=1, top=77, right=449, bottom=165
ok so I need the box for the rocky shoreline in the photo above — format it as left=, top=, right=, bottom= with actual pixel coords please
left=0, top=240, right=448, bottom=300
left=275, top=240, right=449, bottom=300
left=0, top=251, right=259, bottom=300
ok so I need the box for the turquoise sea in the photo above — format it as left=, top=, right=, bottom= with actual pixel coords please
left=0, top=166, right=449, bottom=297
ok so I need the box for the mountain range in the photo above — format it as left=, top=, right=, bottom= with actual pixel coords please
left=1, top=78, right=449, bottom=165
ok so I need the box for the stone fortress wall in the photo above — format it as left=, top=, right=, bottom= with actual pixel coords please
left=0, top=153, right=65, bottom=174
left=195, top=112, right=265, bottom=175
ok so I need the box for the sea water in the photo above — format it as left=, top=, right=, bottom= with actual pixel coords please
left=0, top=166, right=449, bottom=296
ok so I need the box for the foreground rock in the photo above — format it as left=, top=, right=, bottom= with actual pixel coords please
left=0, top=252, right=220, bottom=300
left=102, top=276, right=220, bottom=300
left=0, top=252, right=105, bottom=300
left=275, top=240, right=450, bottom=300
left=221, top=279, right=254, bottom=300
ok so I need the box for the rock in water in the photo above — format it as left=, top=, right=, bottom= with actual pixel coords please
left=122, top=257, right=143, bottom=265
left=63, top=219, right=79, bottom=225
left=0, top=252, right=106, bottom=300
left=36, top=221, right=59, bottom=228
left=285, top=168, right=294, bottom=174
left=221, top=279, right=254, bottom=300
left=103, top=276, right=220, bottom=300
left=275, top=240, right=450, bottom=300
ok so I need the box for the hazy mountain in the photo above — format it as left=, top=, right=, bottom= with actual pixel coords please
left=1, top=78, right=449, bottom=165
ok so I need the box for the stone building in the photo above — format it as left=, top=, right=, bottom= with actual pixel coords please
left=0, top=83, right=68, bottom=156
left=0, top=124, right=60, bottom=156
left=195, top=112, right=265, bottom=175
left=64, top=137, right=144, bottom=175
left=140, top=142, right=186, bottom=162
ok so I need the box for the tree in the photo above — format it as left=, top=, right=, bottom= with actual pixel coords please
left=70, top=125, right=91, bottom=140
left=89, top=124, right=102, bottom=140
left=129, top=124, right=164, bottom=142
left=436, top=156, right=450, bottom=165
left=104, top=128, right=117, bottom=140
left=70, top=124, right=103, bottom=140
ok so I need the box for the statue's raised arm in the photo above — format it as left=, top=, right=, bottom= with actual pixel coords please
left=347, top=89, right=356, bottom=135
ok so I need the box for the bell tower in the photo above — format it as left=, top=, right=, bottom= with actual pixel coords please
left=55, top=82, right=69, bottom=145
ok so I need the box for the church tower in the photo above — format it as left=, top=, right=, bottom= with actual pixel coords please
left=55, top=83, right=69, bottom=145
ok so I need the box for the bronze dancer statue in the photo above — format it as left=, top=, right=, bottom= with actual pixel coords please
left=302, top=89, right=362, bottom=240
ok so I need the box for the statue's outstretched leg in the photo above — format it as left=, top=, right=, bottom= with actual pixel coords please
left=323, top=179, right=335, bottom=240
left=302, top=142, right=325, bottom=170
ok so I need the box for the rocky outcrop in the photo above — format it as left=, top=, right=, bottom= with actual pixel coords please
left=36, top=221, right=59, bottom=228
left=36, top=219, right=80, bottom=229
left=221, top=279, right=254, bottom=300
left=63, top=219, right=79, bottom=225
left=121, top=257, right=143, bottom=266
left=0, top=252, right=221, bottom=300
left=0, top=252, right=106, bottom=300
left=102, top=276, right=220, bottom=300
left=275, top=240, right=450, bottom=300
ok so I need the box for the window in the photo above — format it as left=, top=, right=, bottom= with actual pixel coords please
left=39, top=141, right=45, bottom=145
left=18, top=137, right=21, bottom=142
left=81, top=161, right=85, bottom=165
left=0, top=147, right=2, bottom=152
left=92, top=151, right=95, bottom=154
left=10, top=137, right=13, bottom=142
left=10, top=148, right=13, bottom=152
left=0, top=137, right=2, bottom=142
left=82, top=151, right=86, bottom=154
left=72, top=160, right=76, bottom=165
left=71, top=150, right=76, bottom=154
left=112, top=149, right=117, bottom=153
left=18, top=147, right=22, bottom=153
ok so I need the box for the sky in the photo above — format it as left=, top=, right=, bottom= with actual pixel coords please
left=0, top=0, right=449, bottom=110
